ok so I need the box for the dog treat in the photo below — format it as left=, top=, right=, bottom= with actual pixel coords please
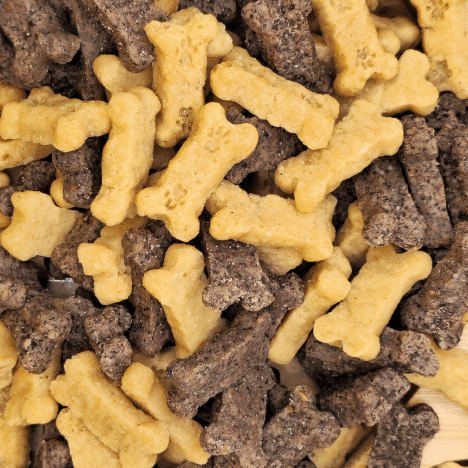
left=166, top=310, right=271, bottom=418
left=269, top=247, right=351, bottom=365
left=51, top=211, right=105, bottom=290
left=256, top=246, right=304, bottom=276
left=224, top=109, right=303, bottom=184
left=245, top=170, right=292, bottom=198
left=37, top=437, right=73, bottom=468
left=425, top=92, right=467, bottom=131
left=200, top=365, right=275, bottom=467
left=122, top=220, right=173, bottom=357
left=0, top=137, right=54, bottom=172
left=400, top=222, right=468, bottom=350
left=200, top=215, right=274, bottom=312
left=0, top=82, right=27, bottom=109
left=207, top=180, right=336, bottom=262
left=370, top=14, right=421, bottom=51
left=91, top=87, right=160, bottom=226
left=178, top=0, right=237, bottom=24
left=262, top=384, right=340, bottom=468
left=0, top=173, right=10, bottom=229
left=314, top=245, right=432, bottom=360
left=136, top=103, right=257, bottom=241
left=210, top=47, right=339, bottom=150
left=367, top=403, right=439, bottom=468
left=0, top=321, right=17, bottom=390
left=242, top=0, right=333, bottom=94
left=331, top=178, right=357, bottom=229
left=353, top=155, right=427, bottom=250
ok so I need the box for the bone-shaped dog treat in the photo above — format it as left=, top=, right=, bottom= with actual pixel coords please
left=262, top=384, right=341, bottom=468
left=256, top=245, right=304, bottom=276
left=400, top=222, right=468, bottom=350
left=275, top=100, right=403, bottom=214
left=452, top=126, right=468, bottom=198
left=210, top=47, right=339, bottom=150
left=367, top=403, right=439, bottom=468
left=37, top=435, right=72, bottom=468
left=0, top=321, right=17, bottom=390
left=370, top=14, right=421, bottom=51
left=426, top=92, right=467, bottom=131
left=136, top=103, right=257, bottom=241
left=206, top=180, right=336, bottom=262
left=311, top=0, right=398, bottom=96
left=242, top=0, right=333, bottom=94
left=0, top=137, right=54, bottom=172
left=353, top=156, right=427, bottom=250
left=178, top=0, right=237, bottom=24
left=313, top=245, right=432, bottom=360
left=0, top=83, right=27, bottom=109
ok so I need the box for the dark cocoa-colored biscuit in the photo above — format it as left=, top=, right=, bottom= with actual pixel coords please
left=367, top=403, right=439, bottom=468
left=451, top=127, right=468, bottom=204
left=200, top=215, right=274, bottom=312
left=177, top=0, right=237, bottom=24
left=299, top=328, right=439, bottom=383
left=37, top=439, right=73, bottom=468
left=225, top=110, right=304, bottom=184
left=353, top=156, right=426, bottom=249
left=40, top=60, right=83, bottom=99
left=53, top=137, right=104, bottom=208
left=232, top=0, right=261, bottom=59
left=0, top=0, right=80, bottom=88
left=201, top=365, right=275, bottom=467
left=122, top=219, right=173, bottom=356
left=400, top=115, right=453, bottom=248
left=51, top=211, right=105, bottom=290
left=79, top=0, right=169, bottom=73
left=331, top=178, right=357, bottom=229
left=166, top=310, right=271, bottom=418
left=262, top=384, right=340, bottom=468
left=242, top=0, right=333, bottom=94
left=400, top=221, right=468, bottom=350
left=425, top=91, right=467, bottom=131
left=267, top=381, right=289, bottom=418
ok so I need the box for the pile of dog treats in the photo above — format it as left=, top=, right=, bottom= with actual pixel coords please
left=0, top=0, right=468, bottom=467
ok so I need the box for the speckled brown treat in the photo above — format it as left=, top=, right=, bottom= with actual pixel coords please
left=367, top=403, right=439, bottom=468
left=299, top=328, right=439, bottom=383
left=262, top=384, right=340, bottom=468
left=400, top=116, right=453, bottom=248
left=122, top=219, right=173, bottom=357
left=51, top=211, right=104, bottom=290
left=0, top=0, right=80, bottom=88
left=425, top=92, right=467, bottom=132
left=353, top=156, right=426, bottom=250
left=316, top=368, right=411, bottom=427
left=201, top=365, right=275, bottom=468
left=451, top=127, right=468, bottom=202
left=400, top=222, right=468, bottom=350
left=200, top=215, right=274, bottom=312
left=177, top=0, right=237, bottom=24
left=233, top=0, right=261, bottom=59
left=267, top=381, right=290, bottom=418
left=225, top=110, right=304, bottom=184
left=79, top=0, right=169, bottom=73
left=53, top=137, right=104, bottom=208
left=242, top=0, right=333, bottom=94
left=37, top=439, right=73, bottom=468
left=331, top=178, right=357, bottom=229
left=166, top=310, right=271, bottom=418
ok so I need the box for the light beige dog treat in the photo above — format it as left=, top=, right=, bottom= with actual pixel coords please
left=275, top=100, right=403, bottom=213
left=143, top=244, right=224, bottom=358
left=206, top=180, right=336, bottom=262
left=0, top=321, right=17, bottom=390
left=311, top=0, right=398, bottom=96
left=409, top=0, right=468, bottom=98
left=93, top=55, right=153, bottom=96
left=50, top=171, right=75, bottom=210
left=77, top=216, right=146, bottom=305
left=0, top=84, right=27, bottom=110
left=91, top=87, right=160, bottom=226
left=0, top=191, right=82, bottom=261
left=0, top=87, right=111, bottom=152
left=3, top=346, right=61, bottom=427
left=210, top=46, right=339, bottom=150
left=135, top=102, right=258, bottom=242
left=153, top=0, right=179, bottom=13
left=311, top=34, right=336, bottom=73
left=313, top=245, right=432, bottom=360
left=269, top=247, right=352, bottom=365
left=121, top=362, right=210, bottom=465
left=370, top=14, right=421, bottom=50
left=0, top=138, right=54, bottom=171
left=0, top=415, right=30, bottom=468
left=376, top=28, right=401, bottom=56
left=334, top=201, right=369, bottom=271
left=435, top=463, right=463, bottom=468
left=256, top=246, right=304, bottom=276
left=56, top=408, right=122, bottom=468
left=50, top=351, right=169, bottom=468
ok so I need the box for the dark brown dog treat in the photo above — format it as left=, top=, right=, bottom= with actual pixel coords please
left=451, top=127, right=468, bottom=201
left=367, top=403, right=439, bottom=468
left=200, top=215, right=274, bottom=312
left=242, top=0, right=333, bottom=94
left=19, top=161, right=57, bottom=192
left=51, top=211, right=105, bottom=290
left=79, top=0, right=169, bottom=73
left=331, top=178, right=357, bottom=229
left=425, top=92, right=467, bottom=131
left=37, top=439, right=73, bottom=468
left=232, top=0, right=261, bottom=59
left=400, top=116, right=453, bottom=248
left=225, top=110, right=304, bottom=184
left=0, top=185, right=27, bottom=217
left=40, top=60, right=83, bottom=98
left=0, top=276, right=28, bottom=313
left=42, top=420, right=63, bottom=441
left=299, top=328, right=438, bottom=383
left=53, top=137, right=104, bottom=208
left=166, top=310, right=271, bottom=418
left=177, top=0, right=237, bottom=24
left=316, top=368, right=410, bottom=427
left=122, top=219, right=173, bottom=356
left=353, top=156, right=426, bottom=249
left=400, top=221, right=468, bottom=350
left=0, top=0, right=80, bottom=88
left=262, top=384, right=340, bottom=468
left=267, top=382, right=290, bottom=417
